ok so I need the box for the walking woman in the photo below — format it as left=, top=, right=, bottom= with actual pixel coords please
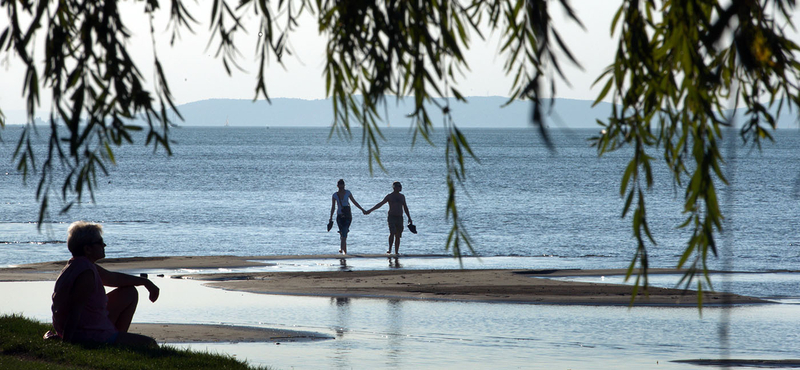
left=365, top=181, right=413, bottom=255
left=329, top=179, right=366, bottom=254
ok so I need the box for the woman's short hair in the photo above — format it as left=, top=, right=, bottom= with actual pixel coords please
left=67, top=221, right=103, bottom=257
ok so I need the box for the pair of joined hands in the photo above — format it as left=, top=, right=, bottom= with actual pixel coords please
left=329, top=209, right=372, bottom=223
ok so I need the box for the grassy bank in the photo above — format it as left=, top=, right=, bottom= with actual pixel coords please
left=0, top=315, right=270, bottom=370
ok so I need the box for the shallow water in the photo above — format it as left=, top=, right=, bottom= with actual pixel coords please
left=131, top=256, right=617, bottom=277
left=2, top=128, right=800, bottom=276
left=3, top=258, right=799, bottom=370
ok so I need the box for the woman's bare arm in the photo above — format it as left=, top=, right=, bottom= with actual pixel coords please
left=96, top=265, right=159, bottom=302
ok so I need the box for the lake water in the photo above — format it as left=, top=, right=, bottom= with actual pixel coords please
left=3, top=269, right=800, bottom=370
left=2, top=127, right=799, bottom=272
left=1, top=126, right=800, bottom=368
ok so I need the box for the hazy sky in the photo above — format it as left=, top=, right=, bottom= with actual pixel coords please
left=0, top=1, right=620, bottom=120
left=2, top=1, right=797, bottom=125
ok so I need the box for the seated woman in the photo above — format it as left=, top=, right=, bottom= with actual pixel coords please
left=50, top=221, right=160, bottom=347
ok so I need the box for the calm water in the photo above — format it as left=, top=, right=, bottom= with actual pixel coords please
left=1, top=126, right=799, bottom=272
left=2, top=126, right=800, bottom=369
left=3, top=275, right=800, bottom=370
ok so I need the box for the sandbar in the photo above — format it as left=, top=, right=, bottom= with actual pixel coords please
left=0, top=255, right=772, bottom=343
left=129, top=323, right=332, bottom=343
left=0, top=255, right=769, bottom=306
left=0, top=255, right=275, bottom=281
left=186, top=268, right=767, bottom=306
left=0, top=255, right=787, bottom=368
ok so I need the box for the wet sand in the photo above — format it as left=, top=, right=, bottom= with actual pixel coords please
left=129, top=323, right=332, bottom=343
left=187, top=268, right=767, bottom=306
left=0, top=255, right=770, bottom=343
left=0, top=255, right=275, bottom=281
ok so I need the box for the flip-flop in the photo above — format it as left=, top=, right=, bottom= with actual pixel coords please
left=407, top=222, right=417, bottom=234
left=327, top=220, right=333, bottom=232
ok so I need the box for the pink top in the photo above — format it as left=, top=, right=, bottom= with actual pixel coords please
left=51, top=256, right=117, bottom=342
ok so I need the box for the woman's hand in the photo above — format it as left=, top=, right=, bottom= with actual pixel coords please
left=145, top=280, right=160, bottom=302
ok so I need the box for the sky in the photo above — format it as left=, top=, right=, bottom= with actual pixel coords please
left=0, top=1, right=619, bottom=124
left=1, top=1, right=798, bottom=126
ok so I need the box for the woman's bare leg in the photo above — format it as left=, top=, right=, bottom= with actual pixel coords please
left=106, top=286, right=138, bottom=333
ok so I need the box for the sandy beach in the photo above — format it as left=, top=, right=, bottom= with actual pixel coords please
left=0, top=255, right=769, bottom=343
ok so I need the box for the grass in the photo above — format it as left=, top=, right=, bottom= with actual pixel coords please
left=0, top=314, right=271, bottom=370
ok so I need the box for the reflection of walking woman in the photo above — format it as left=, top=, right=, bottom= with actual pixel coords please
left=329, top=179, right=366, bottom=254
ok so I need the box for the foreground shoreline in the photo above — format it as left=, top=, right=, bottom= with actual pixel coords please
left=0, top=255, right=771, bottom=343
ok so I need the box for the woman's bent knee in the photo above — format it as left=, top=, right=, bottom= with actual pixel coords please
left=107, top=286, right=139, bottom=313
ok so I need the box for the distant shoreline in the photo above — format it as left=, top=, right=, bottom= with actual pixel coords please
left=4, top=96, right=798, bottom=128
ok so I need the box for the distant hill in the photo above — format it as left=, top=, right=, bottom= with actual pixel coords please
left=168, top=97, right=615, bottom=128
left=4, top=96, right=797, bottom=128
